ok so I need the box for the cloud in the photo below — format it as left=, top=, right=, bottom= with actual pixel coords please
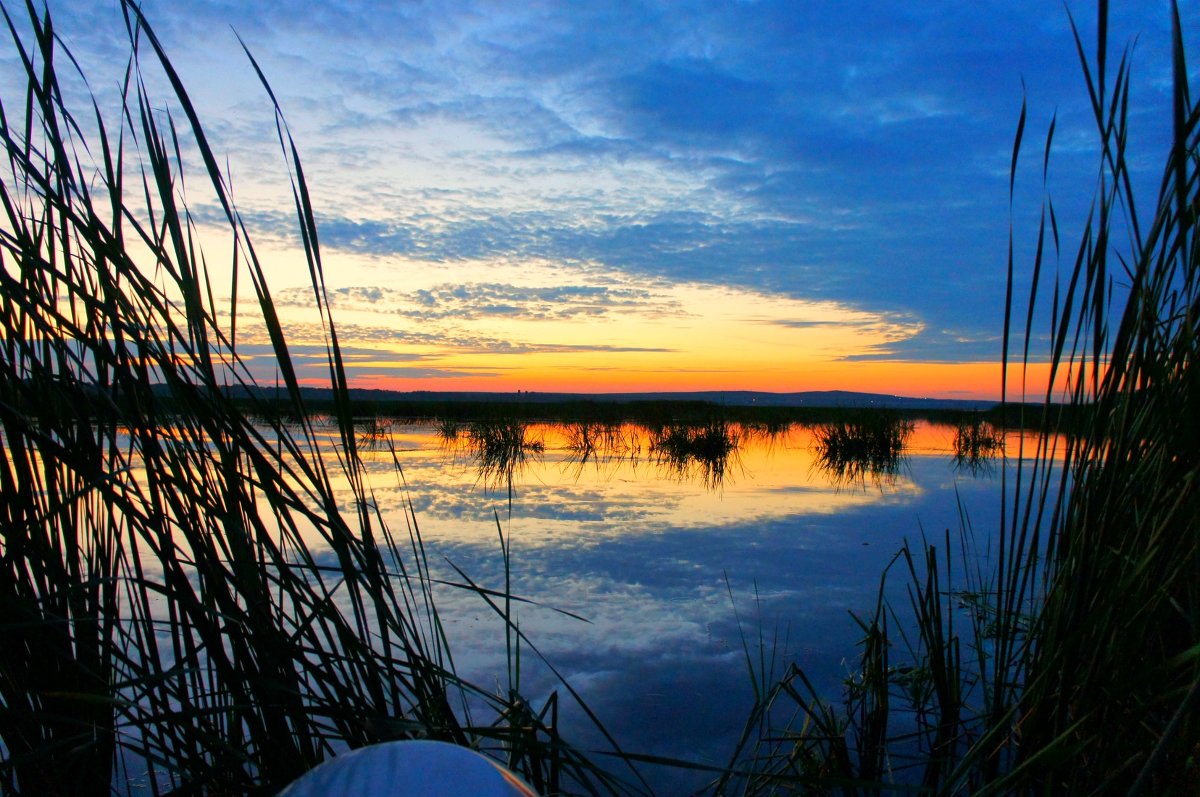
left=407, top=282, right=670, bottom=320
left=227, top=311, right=678, bottom=371
left=273, top=281, right=683, bottom=323
left=32, top=0, right=1182, bottom=375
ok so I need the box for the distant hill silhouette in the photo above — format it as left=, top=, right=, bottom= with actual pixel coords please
left=212, top=385, right=996, bottom=412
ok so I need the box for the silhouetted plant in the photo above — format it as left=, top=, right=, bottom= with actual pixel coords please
left=650, top=419, right=742, bottom=490
left=952, top=415, right=1004, bottom=475
left=721, top=2, right=1199, bottom=794
left=0, top=3, right=636, bottom=794
left=465, top=417, right=545, bottom=492
left=812, top=412, right=912, bottom=485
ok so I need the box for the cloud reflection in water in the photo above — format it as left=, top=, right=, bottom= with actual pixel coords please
left=316, top=420, right=1011, bottom=790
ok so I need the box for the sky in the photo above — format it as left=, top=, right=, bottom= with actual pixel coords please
left=5, top=1, right=1191, bottom=398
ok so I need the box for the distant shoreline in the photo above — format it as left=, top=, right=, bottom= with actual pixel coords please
left=221, top=385, right=999, bottom=412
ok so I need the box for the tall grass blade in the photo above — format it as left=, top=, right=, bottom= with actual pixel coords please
left=0, top=3, right=623, bottom=793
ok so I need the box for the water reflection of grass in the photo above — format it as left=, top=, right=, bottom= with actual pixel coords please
left=356, top=416, right=394, bottom=449
left=448, top=418, right=760, bottom=491
left=812, top=412, right=913, bottom=485
left=435, top=417, right=466, bottom=457
left=650, top=420, right=743, bottom=490
left=465, top=417, right=545, bottom=490
left=443, top=419, right=994, bottom=493
left=561, top=420, right=645, bottom=478
left=951, top=415, right=1004, bottom=475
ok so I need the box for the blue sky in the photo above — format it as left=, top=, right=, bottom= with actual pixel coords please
left=9, top=1, right=1190, bottom=396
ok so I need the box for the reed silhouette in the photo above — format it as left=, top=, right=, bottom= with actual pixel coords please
left=718, top=3, right=1200, bottom=793
left=951, top=415, right=1005, bottom=475
left=0, top=4, right=636, bottom=794
left=812, top=412, right=913, bottom=485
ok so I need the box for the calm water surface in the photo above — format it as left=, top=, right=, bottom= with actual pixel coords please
left=334, top=419, right=1024, bottom=793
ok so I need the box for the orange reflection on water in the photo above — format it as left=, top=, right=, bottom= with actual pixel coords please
left=349, top=420, right=982, bottom=548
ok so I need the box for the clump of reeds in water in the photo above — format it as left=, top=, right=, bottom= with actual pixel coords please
left=812, top=411, right=912, bottom=484
left=356, top=415, right=394, bottom=449
left=435, top=416, right=465, bottom=456
left=952, top=415, right=1005, bottom=475
left=562, top=420, right=604, bottom=466
left=650, top=419, right=741, bottom=490
left=466, top=417, right=544, bottom=491
left=562, top=420, right=643, bottom=477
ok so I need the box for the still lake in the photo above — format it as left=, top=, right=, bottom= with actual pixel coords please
left=331, top=418, right=1023, bottom=793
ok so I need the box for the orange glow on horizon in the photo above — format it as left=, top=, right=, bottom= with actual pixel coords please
left=330, top=359, right=1061, bottom=402
left=238, top=247, right=1059, bottom=404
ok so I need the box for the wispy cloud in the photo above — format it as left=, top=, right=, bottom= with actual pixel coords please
left=274, top=282, right=681, bottom=322
left=31, top=0, right=1182, bottom=389
left=230, top=317, right=676, bottom=361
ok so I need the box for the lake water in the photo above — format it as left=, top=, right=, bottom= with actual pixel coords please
left=333, top=418, right=1023, bottom=794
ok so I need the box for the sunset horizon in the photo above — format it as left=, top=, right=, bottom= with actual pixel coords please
left=0, top=2, right=1176, bottom=405
left=297, top=361, right=1013, bottom=402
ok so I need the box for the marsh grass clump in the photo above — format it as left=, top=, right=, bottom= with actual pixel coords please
left=466, top=417, right=544, bottom=491
left=434, top=416, right=464, bottom=452
left=561, top=420, right=642, bottom=478
left=650, top=419, right=742, bottom=490
left=356, top=415, right=394, bottom=449
left=952, top=415, right=1005, bottom=474
left=812, top=411, right=912, bottom=484
left=562, top=419, right=604, bottom=465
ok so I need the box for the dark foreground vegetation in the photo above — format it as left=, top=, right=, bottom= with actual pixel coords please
left=715, top=3, right=1199, bottom=792
left=0, top=4, right=625, bottom=794
left=0, top=2, right=1196, bottom=796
